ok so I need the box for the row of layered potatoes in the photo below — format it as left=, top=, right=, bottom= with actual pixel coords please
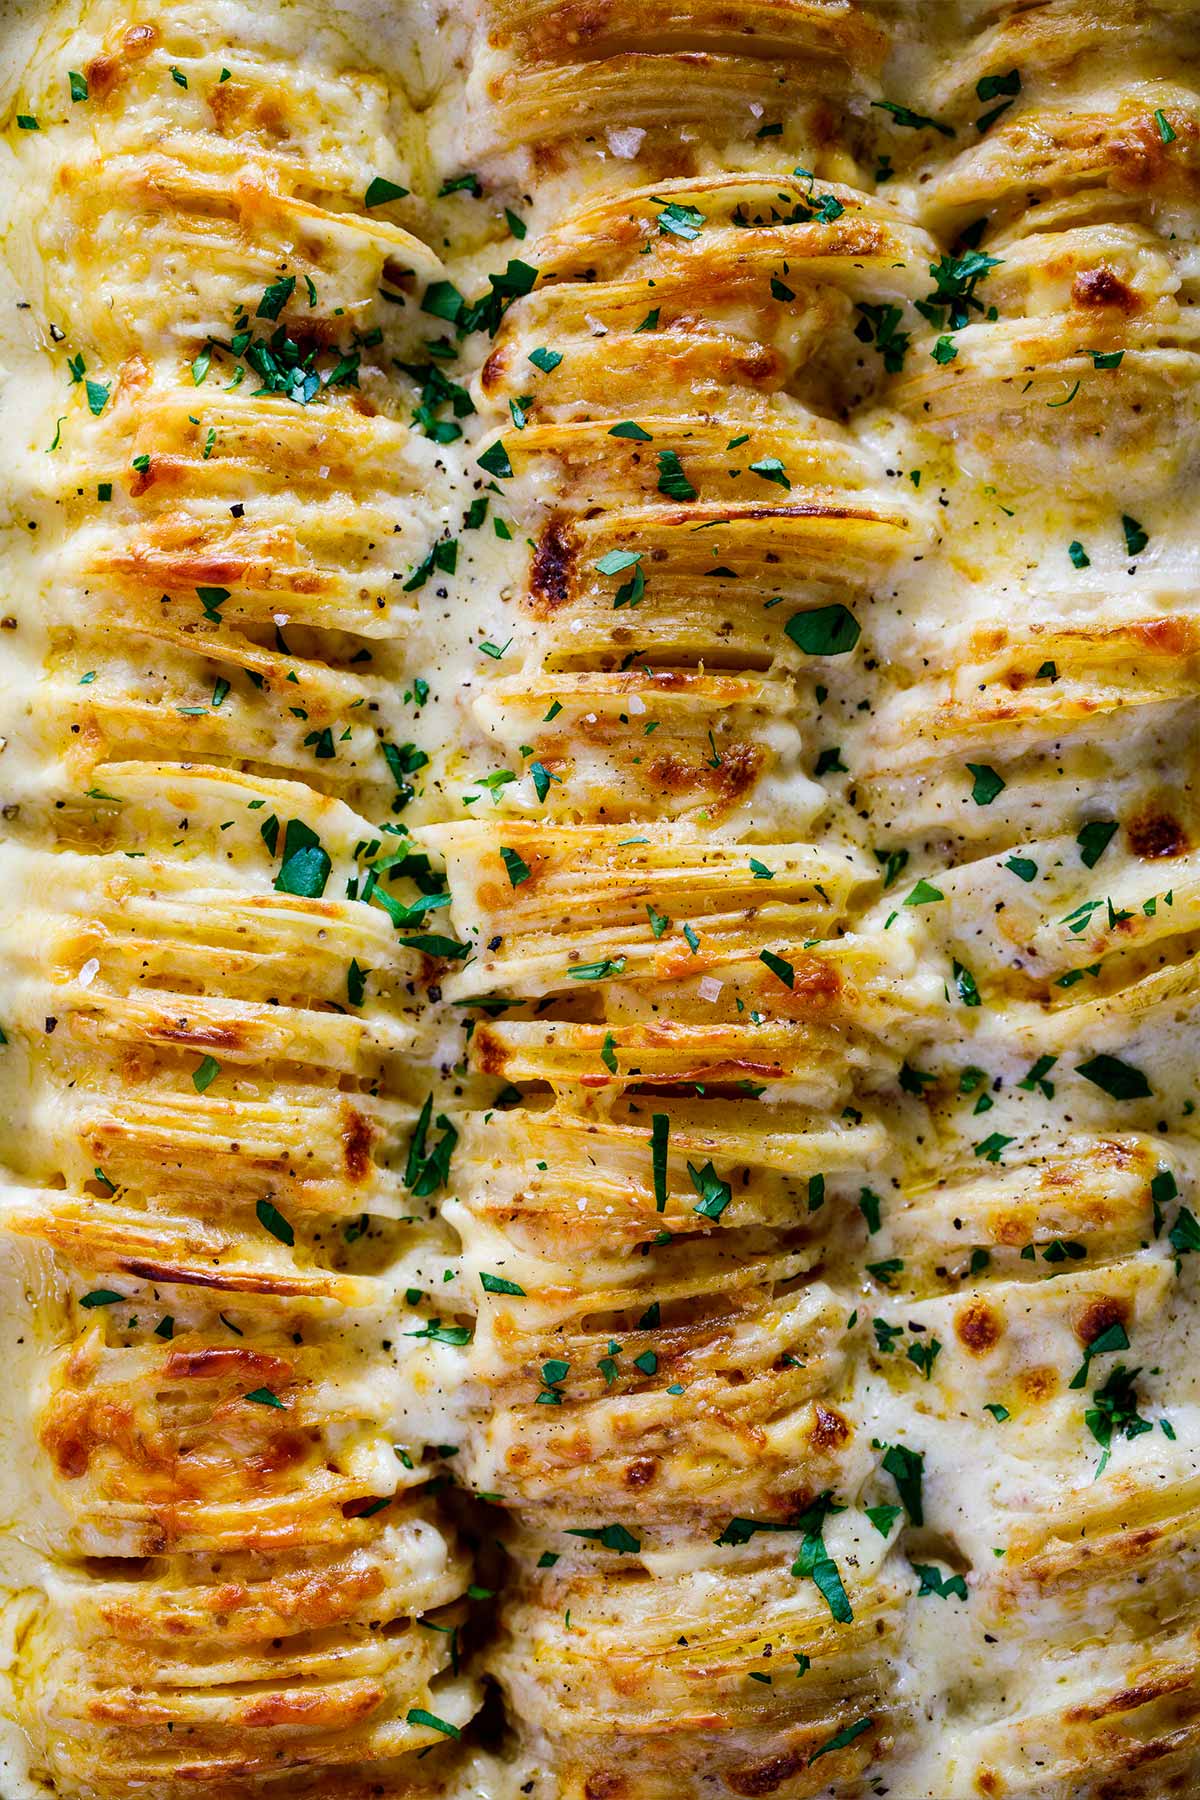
left=425, top=2, right=944, bottom=1796
left=419, top=0, right=1200, bottom=1796
left=853, top=3, right=1200, bottom=1795
left=0, top=4, right=487, bottom=1798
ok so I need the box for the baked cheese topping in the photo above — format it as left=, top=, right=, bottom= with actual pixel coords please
left=0, top=1, right=1196, bottom=1797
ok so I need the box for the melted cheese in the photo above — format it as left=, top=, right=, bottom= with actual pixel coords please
left=0, top=1, right=1196, bottom=1798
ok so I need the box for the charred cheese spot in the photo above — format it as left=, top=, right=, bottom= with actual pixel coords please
left=1071, top=267, right=1142, bottom=312
left=1074, top=1294, right=1131, bottom=1347
left=955, top=1298, right=1004, bottom=1355
left=726, top=1748, right=807, bottom=1795
left=1126, top=810, right=1189, bottom=859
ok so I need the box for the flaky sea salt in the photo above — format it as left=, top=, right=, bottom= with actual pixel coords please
left=606, top=126, right=645, bottom=159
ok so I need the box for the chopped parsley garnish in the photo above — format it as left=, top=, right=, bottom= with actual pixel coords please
left=967, top=763, right=1005, bottom=805
left=749, top=456, right=790, bottom=489
left=595, top=549, right=641, bottom=576
left=455, top=258, right=538, bottom=335
left=789, top=1492, right=853, bottom=1623
left=646, top=902, right=670, bottom=938
left=1076, top=1053, right=1151, bottom=1100
left=406, top=1319, right=471, bottom=1346
left=715, top=1516, right=796, bottom=1547
left=975, top=68, right=1021, bottom=132
left=882, top=1443, right=924, bottom=1524
left=688, top=1159, right=732, bottom=1220
left=380, top=740, right=428, bottom=807
left=785, top=604, right=861, bottom=656
left=759, top=948, right=795, bottom=988
left=951, top=960, right=980, bottom=1007
left=919, top=250, right=1001, bottom=334
left=1085, top=1362, right=1152, bottom=1475
left=873, top=1318, right=903, bottom=1354
left=568, top=956, right=626, bottom=980
left=810, top=1717, right=873, bottom=1764
left=477, top=439, right=513, bottom=479
left=1122, top=513, right=1148, bottom=556
left=854, top=302, right=911, bottom=372
left=874, top=847, right=909, bottom=890
left=906, top=1336, right=942, bottom=1379
left=654, top=199, right=705, bottom=239
left=871, top=99, right=953, bottom=136
left=273, top=818, right=330, bottom=897
left=913, top=1562, right=968, bottom=1600
left=656, top=449, right=696, bottom=501
left=867, top=1258, right=903, bottom=1287
left=396, top=353, right=475, bottom=444
left=191, top=1054, right=220, bottom=1093
left=899, top=1062, right=936, bottom=1096
left=405, top=1094, right=458, bottom=1195
left=197, top=584, right=229, bottom=621
left=1047, top=379, right=1080, bottom=408
left=651, top=1114, right=669, bottom=1211
left=406, top=1709, right=461, bottom=1739
left=1169, top=1207, right=1200, bottom=1257
left=530, top=761, right=557, bottom=802
left=364, top=175, right=409, bottom=206
left=395, top=926, right=467, bottom=962
left=1042, top=1239, right=1086, bottom=1264
left=566, top=1523, right=641, bottom=1552
left=256, top=275, right=295, bottom=321
left=1068, top=1319, right=1130, bottom=1390
left=256, top=1198, right=295, bottom=1246
left=438, top=171, right=482, bottom=197
left=1018, top=1054, right=1057, bottom=1097
left=859, top=1187, right=882, bottom=1233
left=422, top=280, right=464, bottom=323
left=500, top=845, right=531, bottom=886
left=480, top=1271, right=526, bottom=1296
